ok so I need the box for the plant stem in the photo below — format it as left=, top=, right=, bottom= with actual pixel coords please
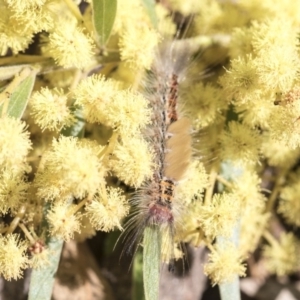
left=216, top=175, right=233, bottom=189
left=18, top=223, right=35, bottom=244
left=265, top=169, right=287, bottom=212
left=6, top=205, right=26, bottom=235
left=204, top=168, right=217, bottom=205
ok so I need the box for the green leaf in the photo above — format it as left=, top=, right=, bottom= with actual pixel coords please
left=143, top=226, right=161, bottom=300
left=141, top=0, right=157, bottom=28
left=92, top=0, right=117, bottom=47
left=60, top=106, right=85, bottom=138
left=133, top=249, right=145, bottom=300
left=0, top=72, right=36, bottom=119
left=217, top=223, right=242, bottom=300
left=28, top=237, right=64, bottom=300
left=217, top=162, right=243, bottom=300
left=219, top=278, right=241, bottom=300
left=28, top=202, right=65, bottom=300
left=225, top=104, right=239, bottom=124
left=7, top=74, right=36, bottom=118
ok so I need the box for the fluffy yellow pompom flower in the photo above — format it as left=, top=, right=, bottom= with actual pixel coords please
left=220, top=121, right=261, bottom=165
left=219, top=55, right=259, bottom=104
left=228, top=27, right=253, bottom=59
left=5, top=0, right=53, bottom=33
left=74, top=75, right=120, bottom=123
left=262, top=138, right=300, bottom=169
left=224, top=169, right=269, bottom=256
left=204, top=242, right=246, bottom=286
left=85, top=186, right=129, bottom=232
left=229, top=18, right=299, bottom=93
left=30, top=87, right=75, bottom=131
left=185, top=82, right=226, bottom=129
left=74, top=75, right=151, bottom=135
left=113, top=0, right=144, bottom=33
left=263, top=233, right=300, bottom=276
left=108, top=135, right=153, bottom=188
left=0, top=234, right=29, bottom=280
left=196, top=193, right=240, bottom=239
left=47, top=202, right=81, bottom=241
left=251, top=19, right=298, bottom=54
left=239, top=196, right=269, bottom=256
left=254, top=45, right=299, bottom=92
left=232, top=170, right=269, bottom=255
left=176, top=161, right=208, bottom=204
left=193, top=0, right=222, bottom=34
left=266, top=89, right=300, bottom=149
left=119, top=23, right=160, bottom=70
left=235, top=91, right=274, bottom=129
left=30, top=246, right=51, bottom=270
left=0, top=2, right=34, bottom=55
left=35, top=136, right=105, bottom=201
left=0, top=170, right=29, bottom=215
left=0, top=116, right=32, bottom=172
left=278, top=172, right=300, bottom=227
left=114, top=0, right=160, bottom=70
left=156, top=3, right=176, bottom=38
left=231, top=169, right=262, bottom=205
left=5, top=0, right=47, bottom=10
left=42, top=21, right=95, bottom=68
left=168, top=0, right=202, bottom=16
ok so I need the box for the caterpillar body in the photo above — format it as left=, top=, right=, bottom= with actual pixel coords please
left=124, top=39, right=194, bottom=262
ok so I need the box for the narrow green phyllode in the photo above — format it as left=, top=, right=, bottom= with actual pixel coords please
left=92, top=0, right=117, bottom=47
left=218, top=161, right=242, bottom=300
left=133, top=249, right=145, bottom=300
left=143, top=226, right=161, bottom=300
left=0, top=69, right=36, bottom=118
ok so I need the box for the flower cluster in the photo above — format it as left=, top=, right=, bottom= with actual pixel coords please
left=30, top=87, right=75, bottom=131
left=2, top=0, right=300, bottom=292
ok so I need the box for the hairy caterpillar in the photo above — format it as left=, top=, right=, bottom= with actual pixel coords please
left=123, top=35, right=195, bottom=263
